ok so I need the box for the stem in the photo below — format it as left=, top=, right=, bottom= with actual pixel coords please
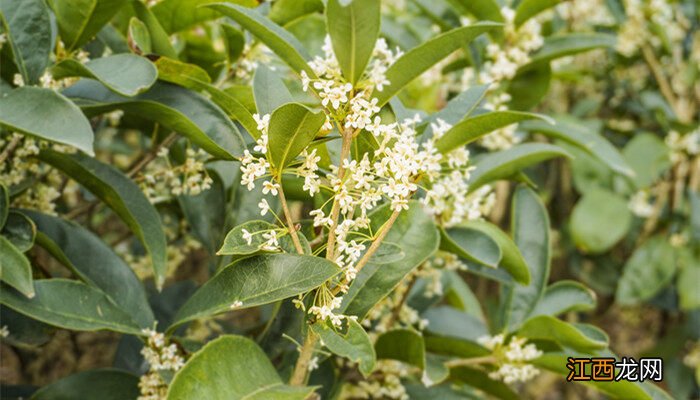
left=444, top=356, right=497, bottom=368
left=277, top=184, right=304, bottom=254
left=0, top=135, right=21, bottom=164
left=386, top=273, right=418, bottom=328
left=289, top=331, right=319, bottom=385
left=641, top=44, right=686, bottom=123
left=127, top=132, right=177, bottom=178
left=325, top=128, right=354, bottom=261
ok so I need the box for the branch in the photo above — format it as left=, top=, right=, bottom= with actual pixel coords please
left=277, top=184, right=304, bottom=254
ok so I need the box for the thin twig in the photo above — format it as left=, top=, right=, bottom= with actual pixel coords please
left=127, top=132, right=178, bottom=178
left=641, top=44, right=687, bottom=123
left=0, top=135, right=22, bottom=164
left=325, top=128, right=354, bottom=261
left=277, top=185, right=304, bottom=254
left=289, top=331, right=319, bottom=385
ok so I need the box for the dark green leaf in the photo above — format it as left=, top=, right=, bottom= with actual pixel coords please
left=52, top=0, right=125, bottom=51
left=0, top=236, right=34, bottom=298
left=570, top=188, right=631, bottom=254
left=131, top=1, right=178, bottom=58
left=375, top=329, right=447, bottom=385
left=0, top=87, right=94, bottom=155
left=267, top=103, right=326, bottom=172
left=530, top=280, right=596, bottom=317
left=253, top=64, right=293, bottom=115
left=38, top=150, right=167, bottom=288
left=178, top=171, right=226, bottom=255
left=616, top=236, right=679, bottom=305
left=449, top=366, right=518, bottom=400
left=31, top=369, right=140, bottom=400
left=312, top=319, right=376, bottom=376
left=423, top=306, right=488, bottom=342
left=0, top=183, right=8, bottom=228
left=2, top=211, right=36, bottom=252
left=0, top=0, right=52, bottom=84
left=440, top=226, right=502, bottom=268
left=518, top=315, right=607, bottom=351
left=514, top=0, right=562, bottom=27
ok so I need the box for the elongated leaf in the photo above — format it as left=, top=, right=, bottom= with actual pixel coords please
left=468, top=143, right=571, bottom=191
left=521, top=117, right=634, bottom=177
left=0, top=236, right=34, bottom=298
left=504, top=186, right=550, bottom=329
left=170, top=254, right=340, bottom=330
left=376, top=22, right=500, bottom=106
left=312, top=319, right=376, bottom=376
left=375, top=329, right=447, bottom=385
left=131, top=1, right=178, bottom=58
left=38, top=150, right=167, bottom=289
left=450, top=367, right=518, bottom=400
left=52, top=0, right=125, bottom=51
left=63, top=80, right=245, bottom=160
left=267, top=103, right=326, bottom=172
left=155, top=57, right=258, bottom=137
left=423, top=306, right=488, bottom=342
left=0, top=306, right=53, bottom=347
left=2, top=211, right=36, bottom=252
left=168, top=335, right=315, bottom=400
left=27, top=211, right=154, bottom=328
left=514, top=0, right=561, bottom=27
left=31, top=369, right=140, bottom=400
left=528, top=33, right=616, bottom=65
left=420, top=84, right=489, bottom=135
left=217, top=220, right=309, bottom=256
left=253, top=64, right=293, bottom=115
left=440, top=227, right=501, bottom=268
left=128, top=17, right=152, bottom=54
left=0, top=184, right=8, bottom=228
left=340, top=201, right=439, bottom=319
left=269, top=0, right=324, bottom=26
left=459, top=220, right=530, bottom=284
left=326, top=0, right=380, bottom=84
left=616, top=236, right=678, bottom=305
left=0, top=279, right=142, bottom=335
left=448, top=0, right=503, bottom=22
left=51, top=54, right=157, bottom=97
left=518, top=315, right=607, bottom=351
left=152, top=0, right=256, bottom=34
left=178, top=171, right=226, bottom=255
left=0, top=0, right=52, bottom=84
left=678, top=250, right=700, bottom=310
left=506, top=63, right=551, bottom=110
left=570, top=188, right=631, bottom=254
left=207, top=3, right=315, bottom=76
left=531, top=281, right=596, bottom=317
left=0, top=87, right=94, bottom=155
left=435, top=111, right=549, bottom=154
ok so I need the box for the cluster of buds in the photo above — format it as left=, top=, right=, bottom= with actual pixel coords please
left=138, top=328, right=185, bottom=400
left=478, top=334, right=543, bottom=384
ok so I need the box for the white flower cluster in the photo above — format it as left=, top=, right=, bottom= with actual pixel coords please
left=341, top=360, right=410, bottom=400
left=617, top=0, right=686, bottom=57
left=138, top=328, right=185, bottom=400
left=478, top=334, right=543, bottom=384
left=628, top=190, right=654, bottom=218
left=140, top=147, right=213, bottom=202
left=240, top=113, right=272, bottom=191
left=0, top=325, right=9, bottom=338
left=480, top=93, right=524, bottom=151
left=234, top=44, right=272, bottom=80
left=666, top=128, right=700, bottom=163
left=416, top=252, right=468, bottom=298
left=363, top=268, right=429, bottom=333
left=556, top=0, right=614, bottom=30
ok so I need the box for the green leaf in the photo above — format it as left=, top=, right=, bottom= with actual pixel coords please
left=131, top=1, right=179, bottom=58
left=326, top=0, right=380, bottom=84
left=267, top=103, right=326, bottom=172
left=128, top=17, right=152, bottom=54
left=63, top=80, right=245, bottom=160
left=0, top=87, right=94, bottom=155
left=312, top=319, right=376, bottom=376
left=51, top=0, right=125, bottom=51
left=448, top=0, right=503, bottom=22
left=2, top=211, right=36, bottom=252
left=27, top=211, right=155, bottom=328
left=167, top=335, right=315, bottom=400
left=505, top=186, right=550, bottom=328
left=678, top=250, right=700, bottom=310
left=178, top=171, right=226, bottom=255
left=514, top=0, right=561, bottom=27
left=253, top=65, right=293, bottom=115
left=0, top=236, right=34, bottom=298
left=506, top=63, right=551, bottom=110
left=340, top=201, right=439, bottom=319
left=616, top=236, right=678, bottom=305
left=423, top=306, right=488, bottom=342
left=217, top=220, right=309, bottom=256
left=435, top=111, right=550, bottom=154
left=31, top=369, right=140, bottom=400
left=531, top=280, right=596, bottom=317
left=0, top=306, right=53, bottom=347
left=51, top=54, right=157, bottom=97
left=440, top=226, right=502, bottom=268
left=459, top=220, right=530, bottom=285
left=152, top=0, right=256, bottom=34
left=521, top=116, right=635, bottom=177
left=222, top=24, right=245, bottom=62
left=0, top=184, right=8, bottom=228
left=38, top=150, right=167, bottom=289
left=169, top=254, right=340, bottom=330
left=376, top=22, right=500, bottom=106
left=449, top=366, right=518, bottom=400
left=207, top=3, right=315, bottom=77
left=468, top=143, right=571, bottom=191
left=375, top=329, right=447, bottom=385
left=420, top=84, right=489, bottom=133
left=518, top=315, right=607, bottom=351
left=623, top=133, right=672, bottom=189
left=0, top=0, right=52, bottom=84
left=269, top=0, right=324, bottom=26
left=528, top=33, right=616, bottom=65
left=0, top=279, right=142, bottom=335
left=570, top=188, right=631, bottom=254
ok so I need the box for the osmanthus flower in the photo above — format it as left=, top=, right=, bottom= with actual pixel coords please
left=138, top=328, right=185, bottom=400
left=477, top=334, right=543, bottom=384
left=138, top=147, right=214, bottom=202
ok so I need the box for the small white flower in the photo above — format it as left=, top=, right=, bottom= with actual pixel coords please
left=262, top=180, right=280, bottom=196
left=258, top=199, right=270, bottom=216
left=241, top=229, right=253, bottom=245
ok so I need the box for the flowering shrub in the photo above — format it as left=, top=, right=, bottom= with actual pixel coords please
left=0, top=0, right=697, bottom=399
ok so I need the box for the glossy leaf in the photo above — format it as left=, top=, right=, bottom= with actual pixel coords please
left=2, top=211, right=36, bottom=252
left=0, top=279, right=142, bottom=335
left=52, top=0, right=124, bottom=51
left=207, top=3, right=316, bottom=77
left=312, top=319, right=376, bottom=376
left=267, top=103, right=326, bottom=172
left=440, top=226, right=502, bottom=268
left=131, top=1, right=178, bottom=58
left=64, top=80, right=245, bottom=160
left=0, top=0, right=52, bottom=84
left=528, top=33, right=616, bottom=65
left=468, top=143, right=571, bottom=191
left=530, top=280, right=596, bottom=317
left=570, top=188, right=631, bottom=254
left=518, top=315, right=608, bottom=351
left=27, top=211, right=155, bottom=328
left=128, top=17, right=152, bottom=54
left=167, top=335, right=315, bottom=400
left=31, top=369, right=140, bottom=400
left=326, top=0, right=380, bottom=84
left=51, top=54, right=158, bottom=97
left=376, top=22, right=500, bottom=106
left=38, top=150, right=167, bottom=289
left=340, top=202, right=439, bottom=319
left=0, top=87, right=94, bottom=155
left=521, top=116, right=634, bottom=177
left=0, top=236, right=34, bottom=298
left=253, top=64, right=293, bottom=115
left=170, top=254, right=340, bottom=330
left=616, top=236, right=678, bottom=305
